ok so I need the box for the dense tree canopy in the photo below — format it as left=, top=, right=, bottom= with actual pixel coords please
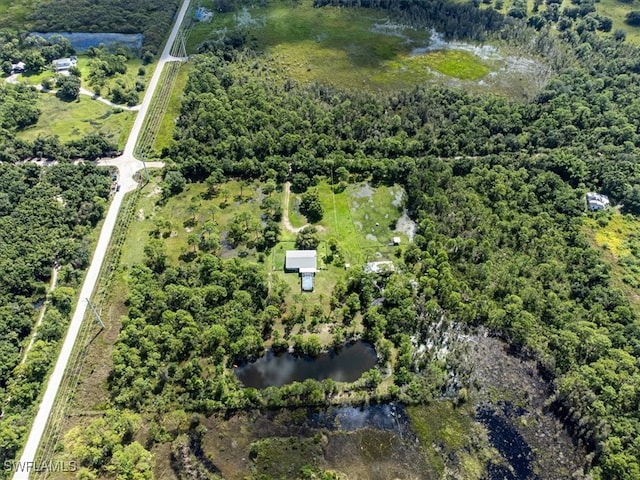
left=155, top=18, right=640, bottom=473
left=0, top=162, right=113, bottom=468
left=28, top=0, right=179, bottom=54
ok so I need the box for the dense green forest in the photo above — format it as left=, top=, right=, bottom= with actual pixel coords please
left=25, top=0, right=177, bottom=55
left=150, top=18, right=640, bottom=476
left=0, top=162, right=113, bottom=468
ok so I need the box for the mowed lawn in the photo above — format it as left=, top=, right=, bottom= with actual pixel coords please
left=288, top=181, right=408, bottom=265
left=17, top=92, right=135, bottom=149
left=186, top=0, right=494, bottom=90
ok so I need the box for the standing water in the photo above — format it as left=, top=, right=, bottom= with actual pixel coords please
left=235, top=340, right=377, bottom=388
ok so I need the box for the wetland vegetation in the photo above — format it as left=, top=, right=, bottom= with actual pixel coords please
left=5, top=0, right=640, bottom=477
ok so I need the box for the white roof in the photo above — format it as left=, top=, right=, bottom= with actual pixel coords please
left=285, top=250, right=317, bottom=270
left=586, top=192, right=610, bottom=210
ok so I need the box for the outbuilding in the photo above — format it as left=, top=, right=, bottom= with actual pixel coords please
left=586, top=192, right=610, bottom=211
left=285, top=250, right=317, bottom=292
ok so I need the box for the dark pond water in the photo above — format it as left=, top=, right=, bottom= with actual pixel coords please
left=476, top=404, right=538, bottom=480
left=309, top=402, right=414, bottom=438
left=235, top=340, right=377, bottom=388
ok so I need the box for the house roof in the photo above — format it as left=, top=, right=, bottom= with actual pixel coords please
left=586, top=192, right=610, bottom=210
left=52, top=57, right=77, bottom=69
left=285, top=250, right=317, bottom=271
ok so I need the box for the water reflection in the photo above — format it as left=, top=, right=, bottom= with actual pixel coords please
left=235, top=340, right=377, bottom=388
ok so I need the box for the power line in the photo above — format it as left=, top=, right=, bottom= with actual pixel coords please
left=86, top=298, right=105, bottom=329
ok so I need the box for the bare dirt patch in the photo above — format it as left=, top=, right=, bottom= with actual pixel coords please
left=351, top=183, right=375, bottom=199
left=395, top=210, right=416, bottom=241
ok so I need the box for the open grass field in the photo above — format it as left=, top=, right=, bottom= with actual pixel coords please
left=286, top=181, right=409, bottom=264
left=16, top=92, right=135, bottom=149
left=121, top=177, right=287, bottom=267
left=596, top=0, right=640, bottom=43
left=153, top=62, right=192, bottom=151
left=186, top=0, right=514, bottom=92
left=584, top=210, right=640, bottom=310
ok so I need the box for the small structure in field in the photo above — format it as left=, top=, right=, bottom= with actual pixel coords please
left=285, top=250, right=317, bottom=292
left=586, top=192, right=610, bottom=211
left=11, top=62, right=25, bottom=73
left=393, top=236, right=401, bottom=246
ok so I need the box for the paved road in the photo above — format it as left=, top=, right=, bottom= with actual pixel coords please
left=13, top=1, right=191, bottom=478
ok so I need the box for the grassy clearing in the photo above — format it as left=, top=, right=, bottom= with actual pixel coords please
left=123, top=178, right=286, bottom=266
left=407, top=401, right=487, bottom=479
left=17, top=92, right=135, bottom=149
left=584, top=210, right=640, bottom=309
left=596, top=0, right=640, bottom=44
left=186, top=0, right=499, bottom=91
left=153, top=62, right=192, bottom=151
left=587, top=211, right=633, bottom=258
left=276, top=180, right=407, bottom=313
left=420, top=49, right=491, bottom=79
left=286, top=181, right=408, bottom=265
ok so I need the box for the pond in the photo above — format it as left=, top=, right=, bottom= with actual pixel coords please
left=235, top=340, right=377, bottom=388
left=476, top=404, right=536, bottom=480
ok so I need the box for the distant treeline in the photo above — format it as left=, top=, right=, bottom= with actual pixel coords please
left=28, top=0, right=179, bottom=54
left=313, top=0, right=508, bottom=40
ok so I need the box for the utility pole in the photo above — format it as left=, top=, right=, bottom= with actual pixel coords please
left=86, top=298, right=105, bottom=329
left=140, top=151, right=150, bottom=182
left=180, top=31, right=187, bottom=58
